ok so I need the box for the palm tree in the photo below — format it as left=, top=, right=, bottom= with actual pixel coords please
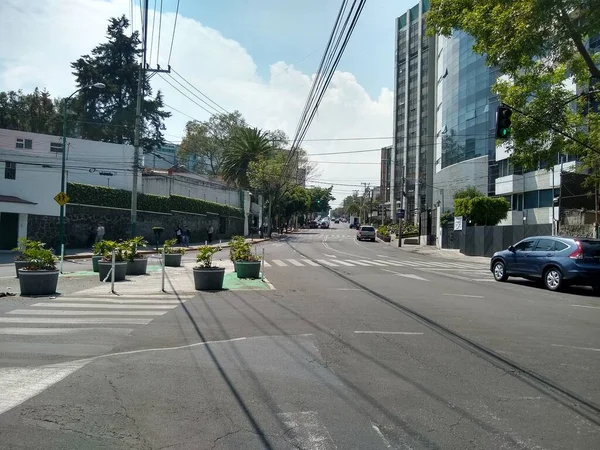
left=221, top=127, right=273, bottom=188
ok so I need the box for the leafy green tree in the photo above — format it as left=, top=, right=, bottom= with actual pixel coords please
left=454, top=186, right=485, bottom=200
left=0, top=88, right=64, bottom=135
left=178, top=111, right=246, bottom=175
left=70, top=15, right=170, bottom=149
left=455, top=196, right=510, bottom=226
left=308, top=187, right=335, bottom=213
left=222, top=127, right=274, bottom=188
left=426, top=0, right=600, bottom=184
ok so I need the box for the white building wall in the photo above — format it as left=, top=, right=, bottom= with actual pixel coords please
left=142, top=175, right=241, bottom=208
left=0, top=128, right=138, bottom=191
left=432, top=155, right=489, bottom=211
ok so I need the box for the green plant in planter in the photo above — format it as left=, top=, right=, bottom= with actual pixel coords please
left=163, top=238, right=186, bottom=254
left=123, top=236, right=148, bottom=261
left=229, top=235, right=245, bottom=261
left=22, top=247, right=57, bottom=271
left=377, top=225, right=390, bottom=237
left=196, top=245, right=221, bottom=268
left=101, top=240, right=126, bottom=262
left=12, top=238, right=46, bottom=261
left=233, top=242, right=261, bottom=262
left=92, top=240, right=111, bottom=256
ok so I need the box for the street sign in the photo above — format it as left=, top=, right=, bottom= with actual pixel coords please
left=454, top=215, right=463, bottom=231
left=54, top=192, right=70, bottom=206
left=397, top=209, right=405, bottom=219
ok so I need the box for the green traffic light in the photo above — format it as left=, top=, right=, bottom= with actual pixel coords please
left=501, top=128, right=509, bottom=136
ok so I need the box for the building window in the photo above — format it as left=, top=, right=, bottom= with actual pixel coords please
left=50, top=142, right=64, bottom=152
left=16, top=138, right=33, bottom=149
left=524, top=191, right=538, bottom=209
left=4, top=161, right=16, bottom=180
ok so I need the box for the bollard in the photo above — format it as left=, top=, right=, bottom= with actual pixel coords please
left=161, top=247, right=166, bottom=292
left=205, top=240, right=207, bottom=246
left=261, top=248, right=265, bottom=281
left=110, top=248, right=116, bottom=294
left=59, top=244, right=65, bottom=274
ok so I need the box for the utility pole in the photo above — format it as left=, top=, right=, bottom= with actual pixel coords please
left=131, top=0, right=171, bottom=236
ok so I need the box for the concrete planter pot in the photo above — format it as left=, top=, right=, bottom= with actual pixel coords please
left=98, top=261, right=127, bottom=282
left=14, top=260, right=29, bottom=278
left=164, top=254, right=183, bottom=267
left=232, top=260, right=237, bottom=272
left=235, top=261, right=261, bottom=279
left=193, top=267, right=225, bottom=291
left=126, top=258, right=148, bottom=275
left=376, top=233, right=391, bottom=242
left=18, top=270, right=59, bottom=296
left=92, top=255, right=103, bottom=272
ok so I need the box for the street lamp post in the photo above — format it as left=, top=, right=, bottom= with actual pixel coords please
left=59, top=83, right=105, bottom=271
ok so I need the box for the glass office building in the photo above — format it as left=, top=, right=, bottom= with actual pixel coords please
left=433, top=31, right=499, bottom=207
left=392, top=0, right=436, bottom=224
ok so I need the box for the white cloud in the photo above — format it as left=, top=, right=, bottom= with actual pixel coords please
left=0, top=0, right=393, bottom=205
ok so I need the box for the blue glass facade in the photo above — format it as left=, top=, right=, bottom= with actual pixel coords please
left=438, top=31, right=498, bottom=169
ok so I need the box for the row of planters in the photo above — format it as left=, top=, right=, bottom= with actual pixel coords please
left=92, top=238, right=187, bottom=282
left=376, top=223, right=420, bottom=241
left=191, top=236, right=262, bottom=291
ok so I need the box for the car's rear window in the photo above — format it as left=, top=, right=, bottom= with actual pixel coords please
left=580, top=240, right=600, bottom=258
left=361, top=226, right=374, bottom=232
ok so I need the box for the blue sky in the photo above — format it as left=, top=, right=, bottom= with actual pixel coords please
left=160, top=0, right=414, bottom=98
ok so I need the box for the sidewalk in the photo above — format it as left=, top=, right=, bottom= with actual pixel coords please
left=394, top=244, right=490, bottom=265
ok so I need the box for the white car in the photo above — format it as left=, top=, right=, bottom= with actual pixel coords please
left=357, top=225, right=376, bottom=242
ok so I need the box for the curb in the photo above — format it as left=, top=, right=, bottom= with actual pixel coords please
left=63, top=238, right=269, bottom=260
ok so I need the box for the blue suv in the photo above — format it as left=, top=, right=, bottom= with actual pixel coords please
left=490, top=236, right=600, bottom=292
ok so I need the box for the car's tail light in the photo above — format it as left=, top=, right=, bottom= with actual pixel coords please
left=569, top=241, right=584, bottom=260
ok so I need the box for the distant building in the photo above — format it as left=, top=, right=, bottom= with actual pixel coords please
left=380, top=146, right=391, bottom=205
left=392, top=0, right=436, bottom=224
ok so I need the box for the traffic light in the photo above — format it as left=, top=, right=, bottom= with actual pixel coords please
left=495, top=105, right=512, bottom=139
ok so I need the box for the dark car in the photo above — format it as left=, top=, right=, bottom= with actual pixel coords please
left=490, top=236, right=600, bottom=292
left=308, top=220, right=318, bottom=229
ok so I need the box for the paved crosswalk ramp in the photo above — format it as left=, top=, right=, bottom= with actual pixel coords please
left=0, top=295, right=186, bottom=362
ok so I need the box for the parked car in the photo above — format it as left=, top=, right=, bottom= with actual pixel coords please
left=334, top=219, right=340, bottom=224
left=308, top=220, right=318, bottom=229
left=320, top=220, right=330, bottom=229
left=490, top=236, right=600, bottom=292
left=357, top=225, right=376, bottom=242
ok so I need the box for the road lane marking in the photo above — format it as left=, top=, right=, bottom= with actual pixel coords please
left=263, top=261, right=271, bottom=267
left=31, top=303, right=175, bottom=309
left=54, top=298, right=183, bottom=304
left=316, top=259, right=339, bottom=267
left=287, top=259, right=305, bottom=266
left=350, top=260, right=371, bottom=266
left=442, top=293, right=485, bottom=298
left=551, top=344, right=600, bottom=352
left=323, top=253, right=337, bottom=258
left=335, top=288, right=362, bottom=291
left=0, top=327, right=134, bottom=336
left=1, top=342, right=115, bottom=357
left=335, top=260, right=356, bottom=266
left=572, top=304, right=600, bottom=310
left=278, top=411, right=337, bottom=450
left=359, top=260, right=387, bottom=266
left=355, top=331, right=424, bottom=335
left=0, top=318, right=152, bottom=324
left=371, top=424, right=392, bottom=448
left=301, top=259, right=320, bottom=266
left=398, top=273, right=428, bottom=281
left=8, top=309, right=166, bottom=316
left=272, top=259, right=289, bottom=267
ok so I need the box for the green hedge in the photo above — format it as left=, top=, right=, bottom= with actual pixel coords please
left=67, top=183, right=243, bottom=218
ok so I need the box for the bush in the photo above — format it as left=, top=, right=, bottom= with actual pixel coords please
left=13, top=238, right=46, bottom=261
left=22, top=247, right=56, bottom=271
left=67, top=183, right=243, bottom=218
left=163, top=238, right=186, bottom=255
left=377, top=225, right=390, bottom=237
left=229, top=235, right=245, bottom=261
left=196, top=245, right=220, bottom=268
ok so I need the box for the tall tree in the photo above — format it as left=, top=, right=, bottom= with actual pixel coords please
left=0, top=89, right=63, bottom=135
left=221, top=127, right=273, bottom=188
left=178, top=111, right=246, bottom=175
left=426, top=0, right=600, bottom=184
left=70, top=15, right=170, bottom=149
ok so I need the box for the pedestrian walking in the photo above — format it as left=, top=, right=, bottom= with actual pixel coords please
left=207, top=224, right=214, bottom=243
left=183, top=227, right=191, bottom=247
left=175, top=226, right=182, bottom=245
left=95, top=223, right=105, bottom=243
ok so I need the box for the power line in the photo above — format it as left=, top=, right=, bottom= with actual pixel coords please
left=166, top=73, right=222, bottom=115
left=157, top=0, right=164, bottom=63
left=148, top=0, right=157, bottom=66
left=157, top=74, right=216, bottom=116
left=167, top=0, right=180, bottom=65
left=171, top=68, right=230, bottom=114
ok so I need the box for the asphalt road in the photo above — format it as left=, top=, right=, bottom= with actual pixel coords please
left=0, top=226, right=599, bottom=449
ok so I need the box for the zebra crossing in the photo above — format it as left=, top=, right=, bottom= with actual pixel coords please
left=0, top=295, right=188, bottom=360
left=264, top=257, right=488, bottom=271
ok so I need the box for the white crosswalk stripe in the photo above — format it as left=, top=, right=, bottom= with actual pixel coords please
left=263, top=261, right=272, bottom=267
left=301, top=259, right=320, bottom=266
left=358, top=260, right=387, bottom=266
left=335, top=260, right=356, bottom=266
left=273, top=259, right=288, bottom=267
left=316, top=259, right=339, bottom=267
left=8, top=309, right=167, bottom=316
left=348, top=260, right=370, bottom=266
left=287, top=259, right=305, bottom=266
left=32, top=303, right=175, bottom=309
